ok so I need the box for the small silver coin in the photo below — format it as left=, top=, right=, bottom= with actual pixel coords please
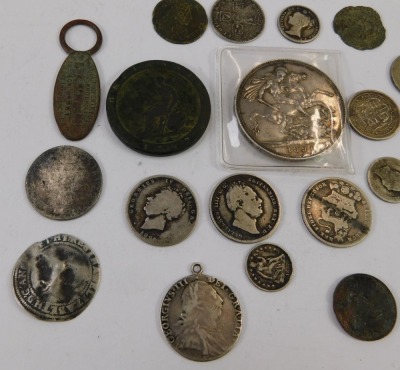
left=390, top=56, right=400, bottom=92
left=210, top=174, right=280, bottom=243
left=25, top=146, right=102, bottom=220
left=368, top=157, right=400, bottom=203
left=13, top=234, right=100, bottom=321
left=160, top=263, right=242, bottom=361
left=127, top=175, right=197, bottom=246
left=246, top=243, right=293, bottom=291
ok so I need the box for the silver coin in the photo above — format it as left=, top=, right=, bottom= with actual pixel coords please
left=160, top=263, right=242, bottom=361
left=25, top=146, right=102, bottom=220
left=127, top=175, right=197, bottom=246
left=390, top=56, right=400, bottom=92
left=13, top=234, right=100, bottom=321
left=210, top=174, right=280, bottom=243
left=368, top=157, right=400, bottom=203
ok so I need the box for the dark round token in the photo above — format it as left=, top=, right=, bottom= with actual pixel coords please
left=333, top=273, right=397, bottom=341
left=106, top=60, right=211, bottom=156
left=152, top=0, right=208, bottom=44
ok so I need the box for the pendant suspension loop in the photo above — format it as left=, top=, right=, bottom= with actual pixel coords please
left=191, top=263, right=203, bottom=275
left=60, top=19, right=102, bottom=55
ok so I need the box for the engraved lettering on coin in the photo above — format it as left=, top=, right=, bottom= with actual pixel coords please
left=368, top=157, right=400, bottom=203
left=348, top=90, right=400, bottom=140
left=278, top=6, right=319, bottom=43
left=25, top=146, right=102, bottom=220
left=210, top=174, right=280, bottom=243
left=211, top=0, right=265, bottom=42
left=301, top=178, right=372, bottom=247
left=13, top=234, right=100, bottom=321
left=333, top=273, right=397, bottom=341
left=246, top=244, right=292, bottom=291
left=127, top=176, right=197, bottom=246
left=390, top=56, right=400, bottom=92
left=235, top=60, right=345, bottom=160
left=160, top=263, right=242, bottom=361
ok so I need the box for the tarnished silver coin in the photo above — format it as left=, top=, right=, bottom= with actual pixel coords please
left=390, top=56, right=400, bottom=92
left=301, top=178, right=372, bottom=247
left=211, top=0, right=265, bottom=42
left=161, top=263, right=242, bottom=361
left=348, top=90, right=400, bottom=140
left=210, top=174, right=280, bottom=243
left=127, top=176, right=197, bottom=246
left=13, top=234, right=100, bottom=321
left=368, top=157, right=400, bottom=203
left=246, top=243, right=292, bottom=291
left=25, top=146, right=102, bottom=220
left=235, top=59, right=345, bottom=160
left=278, top=6, right=320, bottom=43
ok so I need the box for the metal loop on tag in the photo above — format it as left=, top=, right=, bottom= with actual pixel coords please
left=191, top=263, right=203, bottom=275
left=59, top=19, right=102, bottom=55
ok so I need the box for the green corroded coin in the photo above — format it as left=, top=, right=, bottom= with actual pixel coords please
left=106, top=60, right=211, bottom=156
left=333, top=6, right=385, bottom=50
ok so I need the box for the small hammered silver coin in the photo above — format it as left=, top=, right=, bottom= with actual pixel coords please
left=368, top=157, right=400, bottom=203
left=25, top=146, right=102, bottom=220
left=127, top=175, right=197, bottom=246
left=13, top=234, right=100, bottom=321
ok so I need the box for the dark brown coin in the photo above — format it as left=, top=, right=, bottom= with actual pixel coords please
left=210, top=174, right=280, bottom=243
left=106, top=60, right=211, bottom=156
left=13, top=234, right=100, bottom=321
left=333, top=6, right=385, bottom=50
left=368, top=157, right=400, bottom=203
left=54, top=20, right=102, bottom=140
left=246, top=244, right=292, bottom=291
left=211, top=0, right=265, bottom=42
left=25, top=146, right=102, bottom=220
left=348, top=90, right=400, bottom=140
left=333, top=273, right=397, bottom=341
left=152, top=0, right=208, bottom=44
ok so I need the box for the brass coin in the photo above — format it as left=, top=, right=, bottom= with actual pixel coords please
left=235, top=59, right=345, bottom=160
left=390, top=56, right=400, bottom=92
left=278, top=6, right=320, bottom=44
left=160, top=263, right=242, bottom=361
left=211, top=0, right=265, bottom=43
left=301, top=178, right=372, bottom=247
left=333, top=273, right=397, bottom=341
left=210, top=174, right=280, bottom=243
left=348, top=90, right=400, bottom=140
left=25, top=146, right=102, bottom=220
left=152, top=0, right=208, bottom=44
left=246, top=244, right=292, bottom=291
left=367, top=157, right=400, bottom=203
left=13, top=234, right=100, bottom=321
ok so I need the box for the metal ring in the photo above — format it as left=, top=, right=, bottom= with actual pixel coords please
left=59, top=19, right=102, bottom=55
left=191, top=263, right=203, bottom=274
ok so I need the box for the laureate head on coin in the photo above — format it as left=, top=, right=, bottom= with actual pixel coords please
left=210, top=174, right=280, bottom=243
left=161, top=263, right=242, bottom=361
left=127, top=176, right=197, bottom=246
left=301, top=178, right=372, bottom=247
left=13, top=234, right=100, bottom=321
left=368, top=157, right=400, bottom=203
left=25, top=146, right=102, bottom=220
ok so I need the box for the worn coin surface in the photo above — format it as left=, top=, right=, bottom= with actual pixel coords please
left=278, top=6, right=320, bottom=43
left=161, top=263, right=242, bottom=361
left=348, top=90, right=400, bottom=140
left=107, top=60, right=211, bottom=156
left=127, top=176, right=197, bottom=246
left=235, top=59, right=345, bottom=160
left=211, top=0, right=265, bottom=42
left=301, top=178, right=372, bottom=247
left=152, top=0, right=208, bottom=44
left=333, top=6, right=385, bottom=50
left=210, top=174, right=280, bottom=243
left=390, top=56, right=400, bottom=92
left=333, top=273, right=397, bottom=341
left=368, top=157, right=400, bottom=203
left=25, top=146, right=102, bottom=220
left=246, top=244, right=292, bottom=291
left=13, top=234, right=100, bottom=321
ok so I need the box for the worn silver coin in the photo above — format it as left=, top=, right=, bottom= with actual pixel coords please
left=390, top=56, right=400, bottom=92
left=25, top=146, right=102, bottom=220
left=210, top=174, right=280, bottom=243
left=161, top=263, right=242, bottom=361
left=13, top=234, right=100, bottom=321
left=127, top=175, right=197, bottom=246
left=368, top=157, right=400, bottom=203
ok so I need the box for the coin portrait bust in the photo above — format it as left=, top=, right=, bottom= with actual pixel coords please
left=287, top=12, right=312, bottom=37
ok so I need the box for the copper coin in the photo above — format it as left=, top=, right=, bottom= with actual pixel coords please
left=368, top=157, right=400, bottom=203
